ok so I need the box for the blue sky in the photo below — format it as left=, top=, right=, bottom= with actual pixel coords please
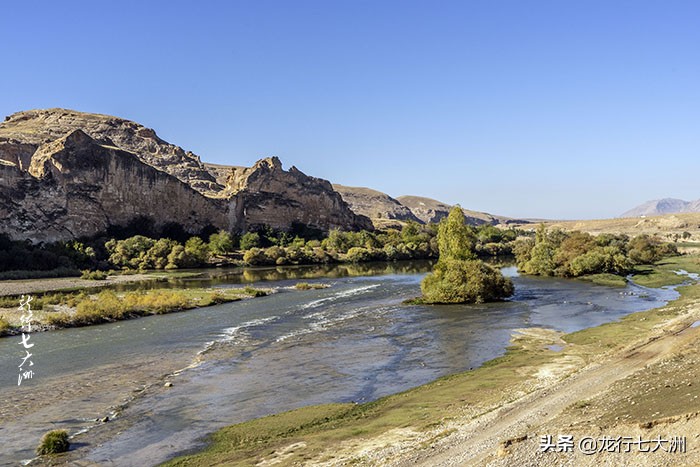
left=2, top=1, right=698, bottom=219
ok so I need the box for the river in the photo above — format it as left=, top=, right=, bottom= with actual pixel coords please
left=0, top=262, right=678, bottom=465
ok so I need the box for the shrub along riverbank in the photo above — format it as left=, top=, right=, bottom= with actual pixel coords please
left=514, top=225, right=677, bottom=279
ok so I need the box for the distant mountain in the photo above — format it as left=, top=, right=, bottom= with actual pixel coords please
left=620, top=198, right=700, bottom=217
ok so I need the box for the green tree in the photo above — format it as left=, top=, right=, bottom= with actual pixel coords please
left=421, top=259, right=514, bottom=304
left=518, top=225, right=559, bottom=276
left=106, top=235, right=155, bottom=269
left=208, top=231, right=235, bottom=255
left=146, top=238, right=178, bottom=269
left=184, top=237, right=210, bottom=266
left=437, top=206, right=476, bottom=261
left=421, top=206, right=513, bottom=304
left=240, top=232, right=261, bottom=250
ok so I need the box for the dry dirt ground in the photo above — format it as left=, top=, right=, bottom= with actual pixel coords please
left=288, top=300, right=700, bottom=467
left=513, top=212, right=700, bottom=241
left=0, top=273, right=159, bottom=297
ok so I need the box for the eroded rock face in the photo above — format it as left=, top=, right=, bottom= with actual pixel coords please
left=396, top=195, right=508, bottom=226
left=1, top=130, right=226, bottom=242
left=218, top=158, right=373, bottom=232
left=0, top=108, right=371, bottom=242
left=332, top=184, right=422, bottom=228
left=1, top=108, right=222, bottom=194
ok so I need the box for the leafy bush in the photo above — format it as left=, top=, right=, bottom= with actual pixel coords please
left=421, top=259, right=514, bottom=304
left=45, top=312, right=71, bottom=327
left=420, top=207, right=513, bottom=304
left=81, top=269, right=108, bottom=280
left=240, top=232, right=261, bottom=250
left=0, top=316, right=12, bottom=334
left=627, top=235, right=677, bottom=265
left=242, top=287, right=268, bottom=297
left=209, top=231, right=236, bottom=255
left=514, top=226, right=673, bottom=278
left=344, top=247, right=372, bottom=263
left=36, top=429, right=70, bottom=455
left=74, top=291, right=127, bottom=324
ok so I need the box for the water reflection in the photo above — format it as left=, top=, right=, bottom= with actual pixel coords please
left=109, top=260, right=436, bottom=292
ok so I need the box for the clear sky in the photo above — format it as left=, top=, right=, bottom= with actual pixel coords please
left=1, top=1, right=698, bottom=219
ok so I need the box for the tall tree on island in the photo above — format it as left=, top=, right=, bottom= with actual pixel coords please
left=421, top=206, right=514, bottom=304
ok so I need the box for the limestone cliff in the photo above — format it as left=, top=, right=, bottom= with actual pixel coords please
left=0, top=108, right=222, bottom=193
left=0, top=108, right=371, bottom=242
left=0, top=130, right=226, bottom=242
left=209, top=158, right=373, bottom=232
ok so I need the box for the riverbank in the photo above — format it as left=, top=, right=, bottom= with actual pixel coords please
left=0, top=271, right=204, bottom=297
left=161, top=259, right=700, bottom=466
left=0, top=285, right=271, bottom=335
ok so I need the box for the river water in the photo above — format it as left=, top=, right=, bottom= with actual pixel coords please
left=0, top=262, right=679, bottom=465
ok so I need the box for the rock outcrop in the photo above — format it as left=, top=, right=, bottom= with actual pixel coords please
left=0, top=108, right=371, bottom=242
left=0, top=130, right=226, bottom=242
left=214, top=158, right=373, bottom=232
left=332, top=184, right=422, bottom=228
left=1, top=108, right=222, bottom=193
left=396, top=195, right=510, bottom=226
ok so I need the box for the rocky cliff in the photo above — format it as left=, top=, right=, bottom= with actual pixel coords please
left=396, top=195, right=511, bottom=226
left=332, top=184, right=422, bottom=228
left=0, top=109, right=371, bottom=242
left=214, top=158, right=372, bottom=232
left=1, top=108, right=222, bottom=193
left=0, top=130, right=226, bottom=242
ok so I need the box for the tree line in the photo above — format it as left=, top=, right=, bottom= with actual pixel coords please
left=0, top=221, right=523, bottom=277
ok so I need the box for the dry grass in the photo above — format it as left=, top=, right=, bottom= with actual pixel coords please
left=512, top=212, right=700, bottom=239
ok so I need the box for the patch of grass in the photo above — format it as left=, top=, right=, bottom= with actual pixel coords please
left=80, top=270, right=108, bottom=280
left=38, top=288, right=264, bottom=330
left=0, top=316, right=12, bottom=335
left=631, top=255, right=700, bottom=288
left=572, top=399, right=591, bottom=409
left=579, top=273, right=627, bottom=287
left=0, top=296, right=20, bottom=308
left=242, top=286, right=268, bottom=297
left=294, top=282, right=330, bottom=290
left=163, top=338, right=555, bottom=466
left=36, top=429, right=70, bottom=455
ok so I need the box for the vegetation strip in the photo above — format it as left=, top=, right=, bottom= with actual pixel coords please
left=0, top=287, right=270, bottom=335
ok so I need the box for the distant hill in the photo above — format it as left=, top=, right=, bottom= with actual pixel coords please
left=621, top=198, right=700, bottom=217
left=332, top=185, right=422, bottom=228
left=395, top=195, right=519, bottom=226
left=333, top=188, right=523, bottom=228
